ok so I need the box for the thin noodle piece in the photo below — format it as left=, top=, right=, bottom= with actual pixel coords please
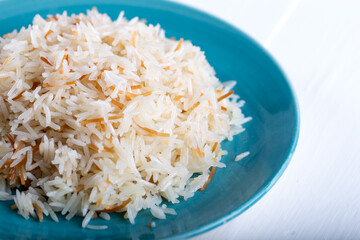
left=33, top=203, right=44, bottom=222
left=174, top=38, right=184, bottom=51
left=200, top=167, right=216, bottom=191
left=98, top=199, right=131, bottom=213
left=217, top=90, right=234, bottom=102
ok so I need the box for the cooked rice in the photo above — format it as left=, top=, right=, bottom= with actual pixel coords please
left=86, top=225, right=108, bottom=230
left=234, top=151, right=250, bottom=162
left=0, top=9, right=251, bottom=227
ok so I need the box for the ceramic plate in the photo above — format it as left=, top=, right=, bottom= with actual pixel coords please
left=0, top=0, right=299, bottom=239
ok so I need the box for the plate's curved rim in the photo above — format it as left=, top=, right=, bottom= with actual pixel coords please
left=155, top=1, right=301, bottom=240
left=0, top=0, right=300, bottom=239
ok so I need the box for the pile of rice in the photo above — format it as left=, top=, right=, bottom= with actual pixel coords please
left=0, top=9, right=250, bottom=229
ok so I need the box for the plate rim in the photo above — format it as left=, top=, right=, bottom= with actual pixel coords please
left=155, top=1, right=301, bottom=239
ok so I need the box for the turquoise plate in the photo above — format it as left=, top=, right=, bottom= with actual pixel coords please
left=0, top=0, right=299, bottom=239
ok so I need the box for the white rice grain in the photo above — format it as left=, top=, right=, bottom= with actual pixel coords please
left=86, top=225, right=108, bottom=230
left=99, top=212, right=111, bottom=221
left=82, top=210, right=95, bottom=228
left=234, top=152, right=250, bottom=162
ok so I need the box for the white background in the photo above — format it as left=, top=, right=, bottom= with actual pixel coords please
left=172, top=0, right=360, bottom=239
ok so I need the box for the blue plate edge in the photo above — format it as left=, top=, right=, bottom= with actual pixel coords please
left=171, top=83, right=300, bottom=240
left=156, top=1, right=301, bottom=240
left=170, top=83, right=300, bottom=240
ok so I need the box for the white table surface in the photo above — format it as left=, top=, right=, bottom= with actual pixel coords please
left=172, top=0, right=360, bottom=239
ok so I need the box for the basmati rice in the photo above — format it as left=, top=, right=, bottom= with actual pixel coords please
left=86, top=225, right=108, bottom=230
left=234, top=152, right=250, bottom=162
left=0, top=8, right=251, bottom=228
